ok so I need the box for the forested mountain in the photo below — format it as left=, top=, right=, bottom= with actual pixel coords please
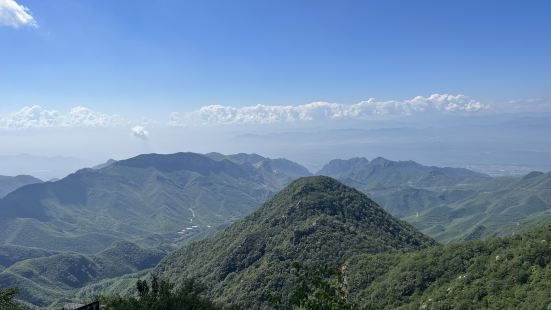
left=154, top=176, right=434, bottom=308
left=0, top=152, right=311, bottom=307
left=93, top=189, right=551, bottom=310
left=0, top=175, right=42, bottom=199
left=319, top=157, right=551, bottom=242
left=83, top=220, right=550, bottom=309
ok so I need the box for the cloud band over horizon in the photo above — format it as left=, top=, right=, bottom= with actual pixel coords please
left=0, top=94, right=489, bottom=130
left=170, top=94, right=485, bottom=126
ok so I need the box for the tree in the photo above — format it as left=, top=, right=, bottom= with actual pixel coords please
left=101, top=277, right=237, bottom=310
left=0, top=287, right=22, bottom=310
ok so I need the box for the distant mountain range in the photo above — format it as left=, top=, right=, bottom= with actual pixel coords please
left=0, top=175, right=42, bottom=198
left=154, top=176, right=434, bottom=308
left=318, top=156, right=489, bottom=189
left=318, top=157, right=551, bottom=242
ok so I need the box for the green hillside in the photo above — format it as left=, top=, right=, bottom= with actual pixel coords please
left=406, top=171, right=551, bottom=242
left=345, top=222, right=551, bottom=309
left=0, top=241, right=165, bottom=307
left=0, top=245, right=56, bottom=272
left=154, top=176, right=434, bottom=308
left=0, top=152, right=310, bottom=252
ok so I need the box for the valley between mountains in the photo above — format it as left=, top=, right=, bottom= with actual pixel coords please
left=0, top=152, right=550, bottom=308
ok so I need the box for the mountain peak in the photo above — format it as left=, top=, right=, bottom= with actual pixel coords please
left=371, top=156, right=389, bottom=162
left=262, top=176, right=416, bottom=225
left=284, top=175, right=342, bottom=191
left=156, top=177, right=434, bottom=308
left=370, top=156, right=395, bottom=166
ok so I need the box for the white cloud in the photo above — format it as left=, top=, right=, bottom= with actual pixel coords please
left=0, top=0, right=38, bottom=28
left=0, top=105, right=127, bottom=129
left=131, top=126, right=149, bottom=140
left=169, top=94, right=486, bottom=126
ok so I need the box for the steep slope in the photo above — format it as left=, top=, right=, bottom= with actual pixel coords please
left=154, top=176, right=434, bottom=308
left=0, top=175, right=42, bottom=198
left=345, top=222, right=551, bottom=309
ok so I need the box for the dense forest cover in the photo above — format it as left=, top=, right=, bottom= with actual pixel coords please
left=80, top=223, right=551, bottom=309
left=154, top=176, right=435, bottom=308
left=345, top=223, right=551, bottom=309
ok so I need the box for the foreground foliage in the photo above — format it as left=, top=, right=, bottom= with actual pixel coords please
left=269, top=223, right=551, bottom=309
left=100, top=277, right=236, bottom=310
left=0, top=287, right=23, bottom=310
left=19, top=221, right=551, bottom=309
left=345, top=223, right=551, bottom=309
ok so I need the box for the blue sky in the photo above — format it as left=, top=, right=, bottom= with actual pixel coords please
left=1, top=0, right=550, bottom=119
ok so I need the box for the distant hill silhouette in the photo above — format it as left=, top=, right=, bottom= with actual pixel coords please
left=0, top=175, right=42, bottom=198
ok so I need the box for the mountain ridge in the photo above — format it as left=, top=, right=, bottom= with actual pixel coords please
left=318, top=156, right=489, bottom=189
left=0, top=175, right=42, bottom=199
